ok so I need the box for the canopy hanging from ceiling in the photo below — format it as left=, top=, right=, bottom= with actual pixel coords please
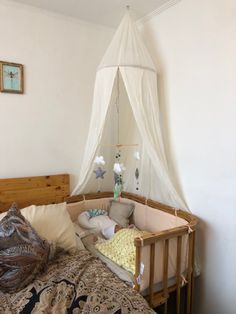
left=72, top=11, right=188, bottom=211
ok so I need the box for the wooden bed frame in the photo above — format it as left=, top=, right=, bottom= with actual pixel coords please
left=0, top=174, right=198, bottom=314
left=0, top=174, right=69, bottom=213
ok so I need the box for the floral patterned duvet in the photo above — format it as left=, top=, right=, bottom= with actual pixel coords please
left=0, top=250, right=155, bottom=314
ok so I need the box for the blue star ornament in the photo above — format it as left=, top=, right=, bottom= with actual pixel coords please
left=94, top=167, right=106, bottom=179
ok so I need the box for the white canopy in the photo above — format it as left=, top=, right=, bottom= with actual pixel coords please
left=72, top=12, right=188, bottom=211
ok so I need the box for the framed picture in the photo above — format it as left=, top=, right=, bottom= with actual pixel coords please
left=0, top=61, right=24, bottom=94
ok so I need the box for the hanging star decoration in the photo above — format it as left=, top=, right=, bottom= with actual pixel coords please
left=94, top=167, right=106, bottom=179
left=94, top=156, right=106, bottom=180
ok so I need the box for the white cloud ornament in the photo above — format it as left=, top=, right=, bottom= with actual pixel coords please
left=113, top=163, right=126, bottom=174
left=94, top=156, right=105, bottom=165
left=134, top=151, right=140, bottom=160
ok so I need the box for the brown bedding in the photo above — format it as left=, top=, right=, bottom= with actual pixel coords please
left=0, top=250, right=155, bottom=314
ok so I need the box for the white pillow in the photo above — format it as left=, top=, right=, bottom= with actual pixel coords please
left=90, top=215, right=116, bottom=230
left=78, top=211, right=116, bottom=232
left=21, top=203, right=77, bottom=253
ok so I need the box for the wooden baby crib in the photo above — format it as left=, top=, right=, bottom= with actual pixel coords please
left=67, top=190, right=198, bottom=314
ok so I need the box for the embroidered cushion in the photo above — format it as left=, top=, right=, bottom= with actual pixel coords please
left=0, top=203, right=50, bottom=293
left=87, top=208, right=107, bottom=218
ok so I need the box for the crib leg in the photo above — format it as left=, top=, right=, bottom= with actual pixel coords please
left=186, top=278, right=193, bottom=314
left=186, top=232, right=194, bottom=314
left=164, top=301, right=168, bottom=314
left=176, top=236, right=182, bottom=314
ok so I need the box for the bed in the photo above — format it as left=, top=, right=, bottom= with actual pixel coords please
left=0, top=174, right=155, bottom=314
left=0, top=174, right=198, bottom=314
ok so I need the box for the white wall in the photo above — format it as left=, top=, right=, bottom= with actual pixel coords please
left=0, top=0, right=113, bottom=190
left=142, top=0, right=236, bottom=313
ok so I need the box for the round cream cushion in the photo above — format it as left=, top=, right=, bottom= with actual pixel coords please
left=78, top=211, right=116, bottom=232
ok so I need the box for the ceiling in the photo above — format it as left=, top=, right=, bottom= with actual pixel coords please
left=10, top=0, right=172, bottom=27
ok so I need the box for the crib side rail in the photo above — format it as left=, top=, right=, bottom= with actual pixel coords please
left=134, top=224, right=196, bottom=314
left=135, top=225, right=194, bottom=246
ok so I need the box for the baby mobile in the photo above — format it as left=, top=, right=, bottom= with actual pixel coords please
left=93, top=149, right=140, bottom=199
left=93, top=70, right=141, bottom=199
left=113, top=147, right=126, bottom=200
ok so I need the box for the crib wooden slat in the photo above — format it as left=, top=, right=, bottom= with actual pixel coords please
left=163, top=239, right=169, bottom=314
left=186, top=232, right=194, bottom=314
left=149, top=243, right=155, bottom=307
left=176, top=236, right=182, bottom=314
left=134, top=245, right=141, bottom=291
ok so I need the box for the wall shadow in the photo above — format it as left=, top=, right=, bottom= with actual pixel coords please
left=140, top=22, right=188, bottom=206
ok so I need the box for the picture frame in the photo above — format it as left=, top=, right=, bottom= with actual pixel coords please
left=0, top=61, right=24, bottom=94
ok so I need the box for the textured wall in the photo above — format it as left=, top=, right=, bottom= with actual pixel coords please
left=142, top=0, right=236, bottom=313
left=0, top=0, right=113, bottom=190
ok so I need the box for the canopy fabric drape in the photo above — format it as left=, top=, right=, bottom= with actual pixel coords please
left=119, top=67, right=187, bottom=209
left=73, top=68, right=117, bottom=193
left=72, top=11, right=188, bottom=211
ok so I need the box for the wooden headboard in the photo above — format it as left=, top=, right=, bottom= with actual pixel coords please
left=0, top=174, right=70, bottom=213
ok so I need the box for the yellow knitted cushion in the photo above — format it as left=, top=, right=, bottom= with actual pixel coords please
left=95, top=228, right=146, bottom=274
